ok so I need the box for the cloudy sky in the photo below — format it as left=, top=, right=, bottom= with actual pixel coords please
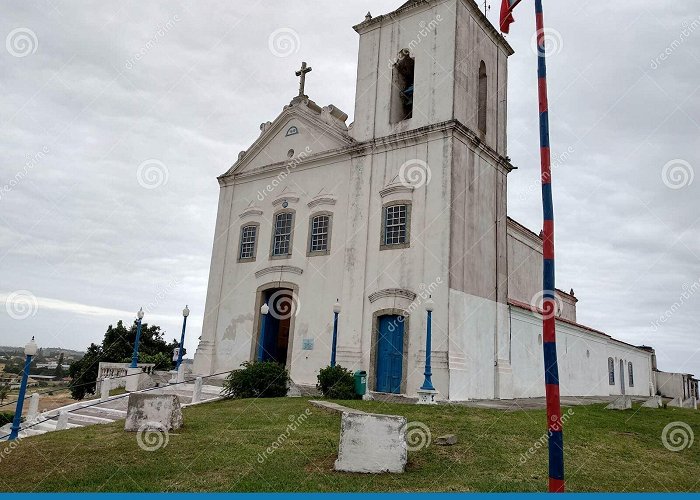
left=1, top=1, right=698, bottom=376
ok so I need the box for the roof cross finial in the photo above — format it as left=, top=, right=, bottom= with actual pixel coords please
left=295, top=61, right=312, bottom=97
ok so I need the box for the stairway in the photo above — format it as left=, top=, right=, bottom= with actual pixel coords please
left=0, top=381, right=223, bottom=441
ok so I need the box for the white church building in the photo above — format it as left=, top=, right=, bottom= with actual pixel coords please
left=192, top=0, right=659, bottom=401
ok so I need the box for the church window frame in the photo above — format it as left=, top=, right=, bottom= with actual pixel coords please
left=238, top=223, right=260, bottom=262
left=270, top=209, right=296, bottom=259
left=307, top=211, right=332, bottom=256
left=628, top=362, right=634, bottom=387
left=608, top=357, right=615, bottom=386
left=380, top=201, right=411, bottom=251
left=478, top=60, right=488, bottom=135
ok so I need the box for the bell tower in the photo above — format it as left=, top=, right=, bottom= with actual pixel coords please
left=350, top=0, right=512, bottom=158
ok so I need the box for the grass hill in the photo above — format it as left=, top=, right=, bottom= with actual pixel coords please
left=0, top=398, right=697, bottom=492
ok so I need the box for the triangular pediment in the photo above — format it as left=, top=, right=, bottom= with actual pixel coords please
left=222, top=98, right=354, bottom=178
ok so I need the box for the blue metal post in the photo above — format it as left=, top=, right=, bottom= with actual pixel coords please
left=331, top=311, right=339, bottom=367
left=130, top=316, right=143, bottom=369
left=9, top=354, right=33, bottom=441
left=176, top=306, right=189, bottom=371
left=420, top=309, right=435, bottom=391
left=257, top=308, right=268, bottom=362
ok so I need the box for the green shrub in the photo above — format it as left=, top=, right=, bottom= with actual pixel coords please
left=0, top=411, right=15, bottom=426
left=317, top=365, right=357, bottom=400
left=222, top=361, right=290, bottom=399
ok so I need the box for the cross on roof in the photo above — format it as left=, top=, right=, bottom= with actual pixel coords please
left=295, top=61, right=312, bottom=97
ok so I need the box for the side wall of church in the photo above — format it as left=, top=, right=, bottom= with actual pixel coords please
left=447, top=134, right=509, bottom=400
left=510, top=307, right=654, bottom=398
left=507, top=221, right=577, bottom=322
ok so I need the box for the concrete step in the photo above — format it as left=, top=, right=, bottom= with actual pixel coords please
left=68, top=411, right=115, bottom=425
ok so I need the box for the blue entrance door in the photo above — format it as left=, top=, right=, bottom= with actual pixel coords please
left=376, top=315, right=404, bottom=394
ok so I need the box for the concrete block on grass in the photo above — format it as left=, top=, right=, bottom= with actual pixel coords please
left=334, top=412, right=407, bottom=473
left=605, top=395, right=632, bottom=410
left=124, top=393, right=183, bottom=432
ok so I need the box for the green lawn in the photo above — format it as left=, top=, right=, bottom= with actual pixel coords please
left=0, top=397, right=698, bottom=492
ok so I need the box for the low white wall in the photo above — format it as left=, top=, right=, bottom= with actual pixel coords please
left=510, top=307, right=653, bottom=398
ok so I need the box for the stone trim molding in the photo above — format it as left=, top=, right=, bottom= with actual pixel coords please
left=272, top=194, right=300, bottom=207
left=239, top=207, right=263, bottom=219
left=379, top=183, right=414, bottom=199
left=369, top=288, right=417, bottom=303
left=308, top=195, right=337, bottom=209
left=254, top=265, right=304, bottom=279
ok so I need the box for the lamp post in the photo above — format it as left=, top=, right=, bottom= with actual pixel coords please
left=176, top=305, right=190, bottom=372
left=257, top=302, right=269, bottom=362
left=130, top=308, right=145, bottom=369
left=417, top=297, right=438, bottom=404
left=9, top=337, right=38, bottom=441
left=331, top=300, right=341, bottom=367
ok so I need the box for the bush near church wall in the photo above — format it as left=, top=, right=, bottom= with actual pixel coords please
left=222, top=361, right=290, bottom=399
left=317, top=365, right=357, bottom=400
left=0, top=412, right=16, bottom=426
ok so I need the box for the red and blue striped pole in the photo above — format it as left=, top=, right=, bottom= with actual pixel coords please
left=535, top=0, right=565, bottom=492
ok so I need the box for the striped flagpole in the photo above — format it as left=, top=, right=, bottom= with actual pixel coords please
left=535, top=0, right=565, bottom=493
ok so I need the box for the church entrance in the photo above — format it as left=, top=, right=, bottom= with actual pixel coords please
left=376, top=315, right=404, bottom=394
left=257, top=288, right=293, bottom=366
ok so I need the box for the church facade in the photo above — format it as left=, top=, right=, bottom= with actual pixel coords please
left=192, top=0, right=657, bottom=401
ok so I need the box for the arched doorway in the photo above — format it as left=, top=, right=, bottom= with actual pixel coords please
left=619, top=359, right=626, bottom=395
left=252, top=285, right=299, bottom=367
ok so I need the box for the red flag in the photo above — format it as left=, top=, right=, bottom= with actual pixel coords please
left=500, top=0, right=521, bottom=33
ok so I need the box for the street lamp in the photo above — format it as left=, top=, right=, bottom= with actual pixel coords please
left=130, top=307, right=145, bottom=369
left=9, top=337, right=38, bottom=441
left=417, top=297, right=437, bottom=404
left=331, top=299, right=341, bottom=367
left=175, top=305, right=190, bottom=372
left=257, top=302, right=270, bottom=362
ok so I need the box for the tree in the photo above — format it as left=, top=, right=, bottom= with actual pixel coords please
left=54, top=353, right=65, bottom=380
left=68, top=319, right=179, bottom=400
left=0, top=382, right=9, bottom=405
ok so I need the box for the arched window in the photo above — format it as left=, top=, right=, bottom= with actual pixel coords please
left=608, top=357, right=615, bottom=386
left=478, top=61, right=487, bottom=134
left=308, top=213, right=332, bottom=255
left=628, top=362, right=634, bottom=387
left=390, top=49, right=415, bottom=124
